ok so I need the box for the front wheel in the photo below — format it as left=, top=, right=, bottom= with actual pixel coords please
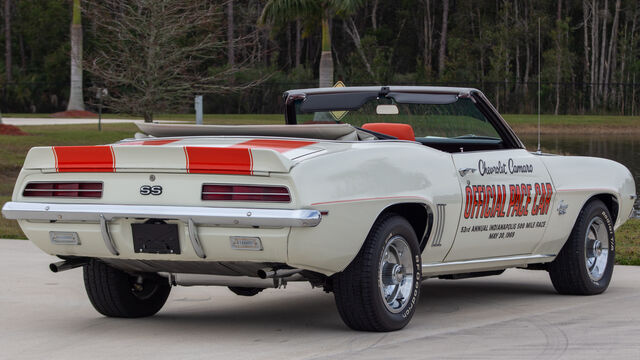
left=333, top=214, right=421, bottom=332
left=548, top=199, right=615, bottom=295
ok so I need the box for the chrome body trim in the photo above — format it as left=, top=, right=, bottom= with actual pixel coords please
left=2, top=202, right=322, bottom=228
left=431, top=204, right=446, bottom=247
left=100, top=214, right=119, bottom=256
left=188, top=218, right=206, bottom=259
left=422, top=254, right=555, bottom=271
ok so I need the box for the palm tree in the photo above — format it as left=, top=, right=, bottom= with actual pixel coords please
left=66, top=0, right=84, bottom=111
left=260, top=0, right=363, bottom=88
left=4, top=0, right=12, bottom=84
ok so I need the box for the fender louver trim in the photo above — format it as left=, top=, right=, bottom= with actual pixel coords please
left=431, top=204, right=446, bottom=247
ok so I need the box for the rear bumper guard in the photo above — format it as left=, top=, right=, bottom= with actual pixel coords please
left=2, top=201, right=322, bottom=258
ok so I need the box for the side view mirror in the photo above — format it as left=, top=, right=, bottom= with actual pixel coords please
left=376, top=104, right=399, bottom=115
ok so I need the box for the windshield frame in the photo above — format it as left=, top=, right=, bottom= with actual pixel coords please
left=283, top=86, right=524, bottom=149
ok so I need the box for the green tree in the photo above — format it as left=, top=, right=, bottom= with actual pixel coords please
left=260, top=0, right=364, bottom=87
left=84, top=0, right=257, bottom=122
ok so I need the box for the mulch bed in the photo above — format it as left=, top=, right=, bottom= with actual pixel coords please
left=51, top=110, right=97, bottom=118
left=0, top=124, right=28, bottom=136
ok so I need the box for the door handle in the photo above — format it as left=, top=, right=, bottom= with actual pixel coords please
left=458, top=168, right=476, bottom=177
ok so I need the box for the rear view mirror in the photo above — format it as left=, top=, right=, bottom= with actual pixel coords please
left=376, top=104, right=399, bottom=115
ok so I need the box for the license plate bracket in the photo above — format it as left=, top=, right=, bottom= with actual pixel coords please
left=131, top=222, right=180, bottom=254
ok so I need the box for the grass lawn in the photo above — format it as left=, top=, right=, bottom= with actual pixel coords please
left=0, top=120, right=638, bottom=266
left=3, top=113, right=284, bottom=124
left=613, top=219, right=640, bottom=265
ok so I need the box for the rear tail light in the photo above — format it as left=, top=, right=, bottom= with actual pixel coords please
left=202, top=184, right=290, bottom=202
left=23, top=182, right=103, bottom=198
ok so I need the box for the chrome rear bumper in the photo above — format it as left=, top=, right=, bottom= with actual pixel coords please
left=1, top=201, right=322, bottom=227
left=2, top=201, right=321, bottom=258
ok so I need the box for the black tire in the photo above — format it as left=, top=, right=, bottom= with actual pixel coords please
left=548, top=199, right=615, bottom=295
left=333, top=213, right=421, bottom=332
left=83, top=259, right=171, bottom=317
left=228, top=286, right=265, bottom=296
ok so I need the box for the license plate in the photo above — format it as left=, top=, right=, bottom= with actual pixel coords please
left=131, top=223, right=180, bottom=254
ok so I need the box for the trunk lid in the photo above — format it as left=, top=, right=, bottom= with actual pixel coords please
left=22, top=137, right=344, bottom=175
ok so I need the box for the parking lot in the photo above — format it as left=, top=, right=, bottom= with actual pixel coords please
left=2, top=238, right=639, bottom=360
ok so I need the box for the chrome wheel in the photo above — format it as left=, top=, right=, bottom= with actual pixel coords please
left=585, top=217, right=609, bottom=281
left=378, top=235, right=414, bottom=313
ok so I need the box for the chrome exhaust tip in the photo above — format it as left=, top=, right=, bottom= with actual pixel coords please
left=49, top=258, right=88, bottom=273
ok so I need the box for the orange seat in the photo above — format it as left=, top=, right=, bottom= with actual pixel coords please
left=361, top=123, right=415, bottom=141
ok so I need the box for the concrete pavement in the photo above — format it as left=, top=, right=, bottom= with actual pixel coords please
left=1, top=238, right=639, bottom=360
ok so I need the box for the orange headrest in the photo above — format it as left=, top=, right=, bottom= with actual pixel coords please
left=361, top=123, right=415, bottom=141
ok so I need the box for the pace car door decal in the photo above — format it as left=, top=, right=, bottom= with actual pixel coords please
left=448, top=149, right=555, bottom=261
left=463, top=182, right=553, bottom=219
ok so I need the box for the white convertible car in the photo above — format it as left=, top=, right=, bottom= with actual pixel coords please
left=2, top=86, right=636, bottom=331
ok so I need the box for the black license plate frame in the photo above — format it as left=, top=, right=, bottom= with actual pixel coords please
left=131, top=223, right=181, bottom=254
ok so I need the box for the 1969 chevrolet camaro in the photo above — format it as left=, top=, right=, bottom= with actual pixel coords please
left=2, top=86, right=636, bottom=331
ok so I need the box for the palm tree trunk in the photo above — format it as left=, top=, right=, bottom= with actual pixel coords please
left=227, top=0, right=235, bottom=67
left=67, top=0, right=84, bottom=111
left=295, top=19, right=301, bottom=68
left=318, top=9, right=333, bottom=87
left=555, top=0, right=561, bottom=115
left=4, top=0, right=12, bottom=84
left=438, top=0, right=449, bottom=79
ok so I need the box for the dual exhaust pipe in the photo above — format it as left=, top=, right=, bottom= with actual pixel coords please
left=48, top=259, right=303, bottom=286
left=166, top=268, right=303, bottom=288
left=49, top=258, right=89, bottom=273
left=257, top=268, right=302, bottom=279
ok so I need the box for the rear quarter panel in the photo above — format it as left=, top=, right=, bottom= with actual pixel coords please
left=287, top=141, right=462, bottom=274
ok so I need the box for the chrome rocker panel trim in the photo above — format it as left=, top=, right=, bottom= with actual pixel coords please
left=421, top=254, right=555, bottom=276
left=1, top=201, right=322, bottom=228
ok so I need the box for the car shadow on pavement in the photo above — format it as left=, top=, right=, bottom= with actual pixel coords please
left=78, top=273, right=560, bottom=333
left=147, top=289, right=347, bottom=333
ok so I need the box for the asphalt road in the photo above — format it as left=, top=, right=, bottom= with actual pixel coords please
left=2, top=239, right=639, bottom=360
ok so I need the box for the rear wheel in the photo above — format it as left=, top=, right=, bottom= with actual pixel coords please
left=83, top=259, right=171, bottom=317
left=333, top=214, right=421, bottom=332
left=548, top=199, right=615, bottom=295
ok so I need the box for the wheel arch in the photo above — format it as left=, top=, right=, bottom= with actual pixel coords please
left=376, top=202, right=433, bottom=252
left=585, top=193, right=619, bottom=224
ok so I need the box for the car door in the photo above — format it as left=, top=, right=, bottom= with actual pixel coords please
left=446, top=148, right=555, bottom=261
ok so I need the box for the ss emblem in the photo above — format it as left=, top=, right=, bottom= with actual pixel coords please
left=140, top=185, right=163, bottom=196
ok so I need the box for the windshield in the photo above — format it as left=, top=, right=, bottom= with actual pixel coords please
left=294, top=94, right=500, bottom=140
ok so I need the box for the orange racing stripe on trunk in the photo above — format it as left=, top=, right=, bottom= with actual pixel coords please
left=230, top=139, right=315, bottom=153
left=53, top=146, right=115, bottom=173
left=184, top=146, right=253, bottom=175
left=118, top=139, right=179, bottom=146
